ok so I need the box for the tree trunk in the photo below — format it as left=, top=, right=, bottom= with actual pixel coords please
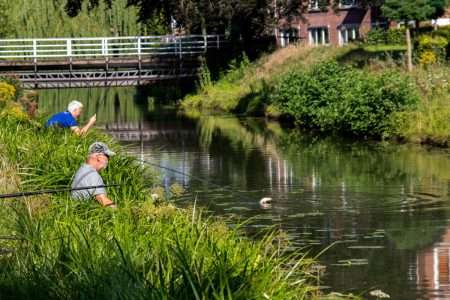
left=406, top=26, right=413, bottom=72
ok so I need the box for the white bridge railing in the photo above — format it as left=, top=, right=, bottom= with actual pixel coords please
left=0, top=35, right=222, bottom=59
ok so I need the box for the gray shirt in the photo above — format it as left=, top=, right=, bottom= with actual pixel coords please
left=71, top=164, right=106, bottom=200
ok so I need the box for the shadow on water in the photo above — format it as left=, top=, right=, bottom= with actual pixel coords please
left=39, top=87, right=450, bottom=299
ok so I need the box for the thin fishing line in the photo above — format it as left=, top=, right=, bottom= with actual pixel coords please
left=135, top=158, right=265, bottom=204
left=0, top=159, right=266, bottom=203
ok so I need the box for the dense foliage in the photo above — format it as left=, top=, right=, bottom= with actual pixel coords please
left=366, top=28, right=407, bottom=45
left=271, top=61, right=419, bottom=137
left=3, top=0, right=156, bottom=38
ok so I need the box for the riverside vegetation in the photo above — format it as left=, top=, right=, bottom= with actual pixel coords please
left=0, top=81, right=328, bottom=299
left=181, top=27, right=450, bottom=146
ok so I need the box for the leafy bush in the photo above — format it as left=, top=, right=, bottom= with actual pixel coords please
left=417, top=34, right=448, bottom=65
left=419, top=50, right=438, bottom=65
left=432, top=25, right=450, bottom=59
left=270, top=61, right=419, bottom=137
left=0, top=80, right=29, bottom=121
left=366, top=28, right=406, bottom=45
left=387, top=28, right=406, bottom=45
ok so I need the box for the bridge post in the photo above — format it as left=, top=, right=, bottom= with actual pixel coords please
left=67, top=39, right=73, bottom=88
left=32, top=40, right=37, bottom=88
left=103, top=38, right=109, bottom=87
left=178, top=38, right=182, bottom=59
left=137, top=37, right=142, bottom=84
left=203, top=35, right=207, bottom=53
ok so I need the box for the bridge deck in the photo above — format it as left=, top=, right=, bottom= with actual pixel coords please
left=0, top=35, right=222, bottom=88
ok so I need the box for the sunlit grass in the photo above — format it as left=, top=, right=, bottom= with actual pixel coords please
left=181, top=44, right=356, bottom=113
left=0, top=199, right=317, bottom=299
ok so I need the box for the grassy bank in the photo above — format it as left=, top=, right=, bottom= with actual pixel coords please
left=181, top=45, right=355, bottom=114
left=0, top=87, right=320, bottom=299
left=181, top=43, right=449, bottom=146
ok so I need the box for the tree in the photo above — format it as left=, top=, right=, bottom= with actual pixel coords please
left=0, top=0, right=12, bottom=37
left=381, top=0, right=436, bottom=71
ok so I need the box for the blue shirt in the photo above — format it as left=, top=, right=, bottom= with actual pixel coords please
left=45, top=111, right=78, bottom=128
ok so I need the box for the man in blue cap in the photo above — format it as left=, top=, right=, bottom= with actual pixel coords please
left=46, top=100, right=96, bottom=135
left=71, top=142, right=116, bottom=208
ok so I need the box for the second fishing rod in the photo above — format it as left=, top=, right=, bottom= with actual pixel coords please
left=0, top=157, right=271, bottom=205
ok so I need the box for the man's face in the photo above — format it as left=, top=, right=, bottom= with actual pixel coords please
left=96, top=153, right=109, bottom=171
left=72, top=107, right=83, bottom=118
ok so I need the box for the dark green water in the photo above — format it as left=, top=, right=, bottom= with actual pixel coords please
left=40, top=87, right=450, bottom=299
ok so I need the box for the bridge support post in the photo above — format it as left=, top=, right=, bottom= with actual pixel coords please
left=138, top=37, right=142, bottom=85
left=203, top=34, right=207, bottom=53
left=33, top=39, right=38, bottom=89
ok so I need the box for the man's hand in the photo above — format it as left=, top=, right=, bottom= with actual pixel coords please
left=95, top=194, right=116, bottom=208
left=88, top=114, right=97, bottom=125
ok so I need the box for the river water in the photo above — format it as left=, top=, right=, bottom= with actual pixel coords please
left=40, top=87, right=450, bottom=299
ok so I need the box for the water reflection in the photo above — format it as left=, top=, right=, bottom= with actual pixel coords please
left=416, top=228, right=450, bottom=299
left=39, top=88, right=450, bottom=299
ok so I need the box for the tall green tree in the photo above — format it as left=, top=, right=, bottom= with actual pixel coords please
left=0, top=0, right=12, bottom=37
left=381, top=0, right=442, bottom=71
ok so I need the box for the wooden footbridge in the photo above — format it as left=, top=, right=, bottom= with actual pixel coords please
left=0, top=35, right=222, bottom=88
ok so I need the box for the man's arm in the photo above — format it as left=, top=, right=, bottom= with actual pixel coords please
left=71, top=114, right=96, bottom=136
left=95, top=194, right=117, bottom=208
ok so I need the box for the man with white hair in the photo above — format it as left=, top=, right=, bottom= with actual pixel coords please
left=71, top=141, right=117, bottom=208
left=45, top=100, right=96, bottom=135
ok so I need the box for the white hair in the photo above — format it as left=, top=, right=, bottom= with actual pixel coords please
left=67, top=100, right=83, bottom=113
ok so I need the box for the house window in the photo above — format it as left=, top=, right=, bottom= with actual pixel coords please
left=280, top=28, right=299, bottom=47
left=339, top=0, right=358, bottom=8
left=339, top=25, right=359, bottom=45
left=309, top=27, right=329, bottom=45
left=309, top=0, right=320, bottom=10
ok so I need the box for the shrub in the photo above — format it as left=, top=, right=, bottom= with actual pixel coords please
left=0, top=82, right=16, bottom=109
left=419, top=50, right=438, bottom=65
left=431, top=26, right=450, bottom=59
left=417, top=34, right=448, bottom=64
left=270, top=61, right=419, bottom=137
left=386, top=28, right=406, bottom=45
left=366, top=28, right=387, bottom=45
left=366, top=28, right=406, bottom=45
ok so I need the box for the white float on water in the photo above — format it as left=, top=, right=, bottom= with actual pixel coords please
left=259, top=197, right=272, bottom=205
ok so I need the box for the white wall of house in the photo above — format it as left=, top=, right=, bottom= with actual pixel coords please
left=432, top=18, right=450, bottom=27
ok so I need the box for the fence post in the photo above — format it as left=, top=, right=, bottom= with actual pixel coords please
left=32, top=40, right=37, bottom=59
left=216, top=35, right=220, bottom=49
left=137, top=37, right=142, bottom=84
left=178, top=38, right=182, bottom=59
left=102, top=38, right=109, bottom=56
left=32, top=39, right=37, bottom=86
left=137, top=37, right=142, bottom=56
left=67, top=39, right=72, bottom=57
left=203, top=35, right=207, bottom=53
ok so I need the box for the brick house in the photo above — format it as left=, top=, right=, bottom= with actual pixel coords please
left=277, top=0, right=386, bottom=47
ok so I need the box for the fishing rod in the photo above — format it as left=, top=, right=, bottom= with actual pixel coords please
left=0, top=184, right=121, bottom=199
left=0, top=159, right=271, bottom=204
